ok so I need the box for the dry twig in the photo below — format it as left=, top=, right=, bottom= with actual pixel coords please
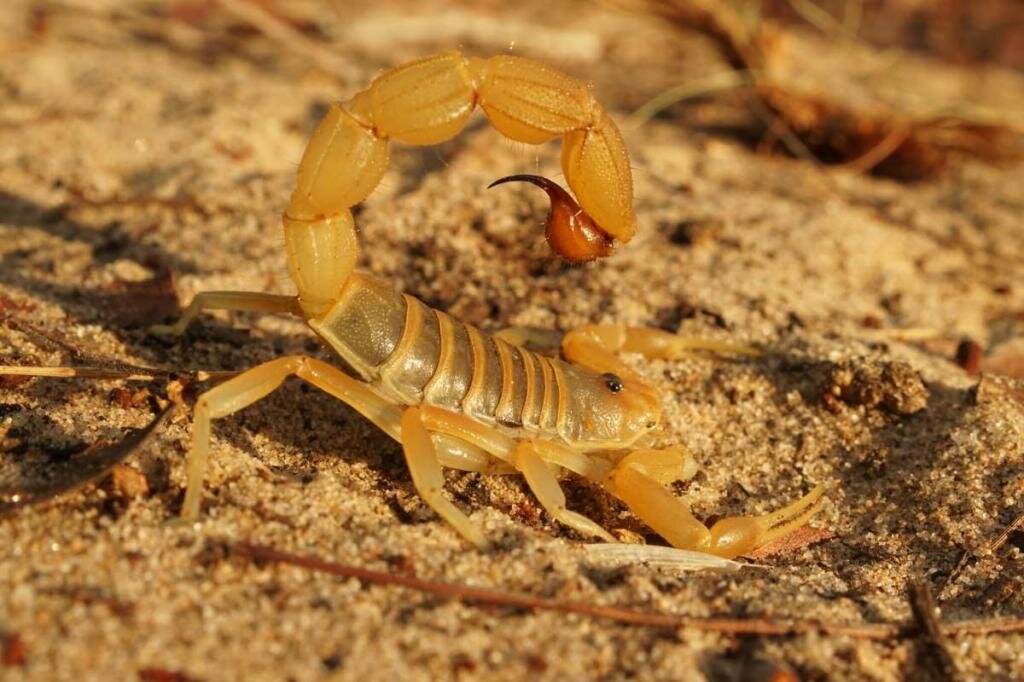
left=232, top=542, right=1024, bottom=640
left=909, top=577, right=961, bottom=681
left=614, top=0, right=1022, bottom=179
left=942, top=511, right=1024, bottom=598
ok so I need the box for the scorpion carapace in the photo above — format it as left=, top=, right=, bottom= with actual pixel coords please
left=3, top=52, right=825, bottom=560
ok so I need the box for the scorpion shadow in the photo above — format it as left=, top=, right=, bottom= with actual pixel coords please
left=0, top=190, right=201, bottom=336
left=0, top=188, right=419, bottom=518
left=0, top=190, right=199, bottom=272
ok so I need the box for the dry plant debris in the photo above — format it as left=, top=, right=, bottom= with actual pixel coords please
left=620, top=0, right=1024, bottom=179
left=232, top=541, right=1024, bottom=641
left=0, top=407, right=170, bottom=516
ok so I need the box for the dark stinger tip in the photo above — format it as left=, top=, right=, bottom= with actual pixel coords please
left=487, top=174, right=562, bottom=192
left=486, top=173, right=614, bottom=263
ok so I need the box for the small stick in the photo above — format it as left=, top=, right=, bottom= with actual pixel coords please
left=0, top=365, right=240, bottom=383
left=3, top=316, right=88, bottom=361
left=784, top=0, right=863, bottom=43
left=861, top=327, right=940, bottom=342
left=232, top=542, right=899, bottom=637
left=941, top=511, right=1024, bottom=598
left=0, top=365, right=162, bottom=381
left=2, top=316, right=225, bottom=381
left=984, top=512, right=1024, bottom=557
left=624, top=69, right=756, bottom=130
left=909, top=576, right=961, bottom=681
left=231, top=542, right=1024, bottom=640
left=838, top=123, right=912, bottom=174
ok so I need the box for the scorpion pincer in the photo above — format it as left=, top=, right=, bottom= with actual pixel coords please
left=137, top=52, right=819, bottom=557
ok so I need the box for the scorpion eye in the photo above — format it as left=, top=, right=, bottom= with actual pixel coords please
left=601, top=372, right=624, bottom=394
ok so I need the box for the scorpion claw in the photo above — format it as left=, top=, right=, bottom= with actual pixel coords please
left=488, top=174, right=615, bottom=263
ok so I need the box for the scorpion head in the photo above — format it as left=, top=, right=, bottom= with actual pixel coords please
left=564, top=367, right=662, bottom=449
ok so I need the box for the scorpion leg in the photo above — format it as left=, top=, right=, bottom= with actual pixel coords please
left=414, top=407, right=615, bottom=539
left=185, top=355, right=496, bottom=545
left=563, top=324, right=760, bottom=378
left=617, top=326, right=760, bottom=359
left=558, top=323, right=821, bottom=557
left=418, top=406, right=517, bottom=464
left=416, top=407, right=611, bottom=481
left=492, top=326, right=564, bottom=354
left=433, top=434, right=516, bottom=474
left=183, top=355, right=404, bottom=521
left=515, top=440, right=615, bottom=542
left=150, top=292, right=301, bottom=336
left=606, top=450, right=824, bottom=559
left=400, top=408, right=488, bottom=549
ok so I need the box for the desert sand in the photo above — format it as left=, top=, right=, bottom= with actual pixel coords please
left=2, top=1, right=1023, bottom=680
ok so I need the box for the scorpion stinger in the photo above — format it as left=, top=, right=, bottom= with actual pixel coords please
left=488, top=174, right=615, bottom=263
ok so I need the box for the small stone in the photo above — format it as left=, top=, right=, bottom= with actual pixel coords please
left=110, top=464, right=149, bottom=499
left=827, top=360, right=928, bottom=415
left=974, top=374, right=1024, bottom=406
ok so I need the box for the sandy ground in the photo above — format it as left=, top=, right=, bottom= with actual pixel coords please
left=2, top=1, right=1024, bottom=680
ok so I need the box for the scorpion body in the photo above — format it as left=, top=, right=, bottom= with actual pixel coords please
left=6, top=52, right=824, bottom=558
left=313, top=273, right=657, bottom=449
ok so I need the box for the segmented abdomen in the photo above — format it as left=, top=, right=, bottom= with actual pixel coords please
left=310, top=274, right=576, bottom=436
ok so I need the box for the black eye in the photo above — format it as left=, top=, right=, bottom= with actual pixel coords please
left=601, top=372, right=623, bottom=393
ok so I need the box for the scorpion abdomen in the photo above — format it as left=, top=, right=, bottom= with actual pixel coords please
left=309, top=274, right=603, bottom=443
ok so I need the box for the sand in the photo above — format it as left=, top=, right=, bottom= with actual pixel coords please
left=1, top=1, right=1023, bottom=680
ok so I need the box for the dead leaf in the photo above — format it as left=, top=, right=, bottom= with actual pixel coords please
left=0, top=407, right=171, bottom=516
left=98, top=268, right=180, bottom=327
left=745, top=526, right=834, bottom=560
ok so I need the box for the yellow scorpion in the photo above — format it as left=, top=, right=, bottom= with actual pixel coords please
left=36, top=53, right=826, bottom=558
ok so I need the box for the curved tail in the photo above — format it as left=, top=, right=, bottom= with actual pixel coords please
left=282, top=51, right=636, bottom=317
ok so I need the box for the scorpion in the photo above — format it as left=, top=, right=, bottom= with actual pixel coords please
left=2, top=52, right=822, bottom=559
